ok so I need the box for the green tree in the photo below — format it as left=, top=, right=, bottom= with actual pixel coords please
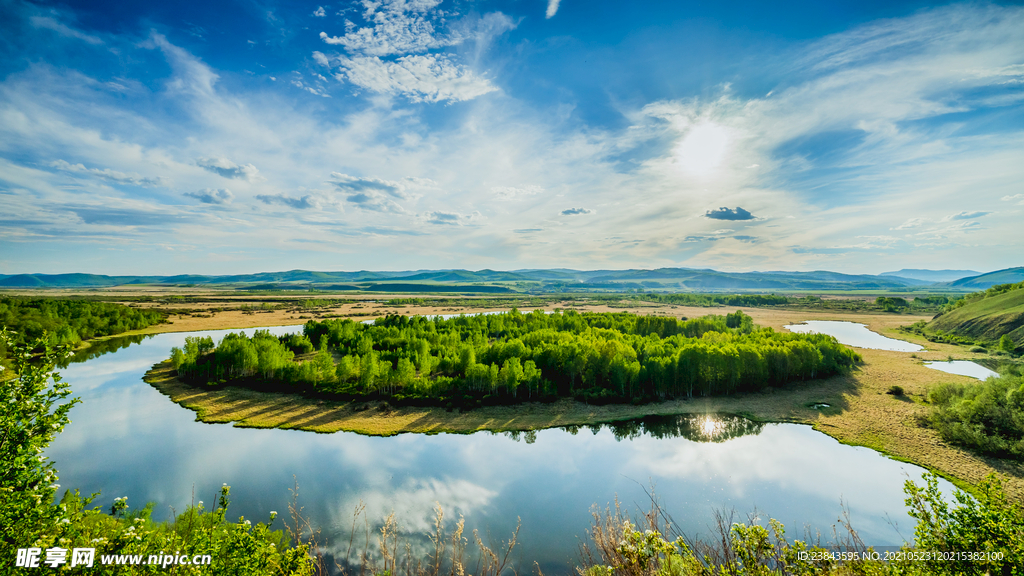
left=0, top=329, right=79, bottom=561
left=1001, top=334, right=1016, bottom=353
left=905, top=473, right=1024, bottom=575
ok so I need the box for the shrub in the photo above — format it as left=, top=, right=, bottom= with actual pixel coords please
left=1001, top=334, right=1016, bottom=353
left=926, top=373, right=1024, bottom=460
left=887, top=385, right=905, bottom=396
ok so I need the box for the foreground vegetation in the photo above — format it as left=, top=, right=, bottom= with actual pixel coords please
left=926, top=368, right=1024, bottom=461
left=577, top=472, right=1023, bottom=576
left=0, top=329, right=314, bottom=575
left=168, top=310, right=861, bottom=409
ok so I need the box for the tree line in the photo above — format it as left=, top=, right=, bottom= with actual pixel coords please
left=169, top=310, right=859, bottom=408
left=0, top=297, right=165, bottom=359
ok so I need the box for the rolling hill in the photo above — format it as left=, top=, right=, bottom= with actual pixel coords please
left=880, top=269, right=980, bottom=282
left=944, top=267, right=1024, bottom=290
left=1, top=266, right=1018, bottom=293
left=928, top=282, right=1024, bottom=349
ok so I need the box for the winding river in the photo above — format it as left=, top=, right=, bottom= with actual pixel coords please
left=47, top=326, right=957, bottom=572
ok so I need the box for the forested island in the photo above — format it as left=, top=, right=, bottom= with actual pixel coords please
left=167, top=310, right=860, bottom=408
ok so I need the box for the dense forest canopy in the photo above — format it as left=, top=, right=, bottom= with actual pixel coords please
left=170, top=310, right=860, bottom=407
left=0, top=297, right=165, bottom=359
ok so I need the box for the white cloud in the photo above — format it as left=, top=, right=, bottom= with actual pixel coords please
left=185, top=188, right=233, bottom=204
left=331, top=174, right=414, bottom=213
left=312, top=51, right=330, bottom=67
left=338, top=54, right=497, bottom=103
left=331, top=172, right=411, bottom=197
left=424, top=210, right=481, bottom=225
left=319, top=0, right=453, bottom=56
left=49, top=160, right=166, bottom=187
left=344, top=189, right=408, bottom=213
left=893, top=217, right=926, bottom=230
left=561, top=207, right=593, bottom=216
left=29, top=16, right=102, bottom=45
left=196, top=157, right=265, bottom=182
left=1001, top=193, right=1024, bottom=205
left=291, top=76, right=330, bottom=97
left=317, top=0, right=510, bottom=104
left=313, top=6, right=326, bottom=17
left=491, top=185, right=544, bottom=199
left=256, top=193, right=326, bottom=210
left=546, top=0, right=561, bottom=19
left=942, top=211, right=990, bottom=221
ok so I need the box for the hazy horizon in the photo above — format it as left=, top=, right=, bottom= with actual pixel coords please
left=2, top=0, right=1022, bottom=276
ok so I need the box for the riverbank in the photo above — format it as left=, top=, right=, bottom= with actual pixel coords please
left=137, top=304, right=1024, bottom=498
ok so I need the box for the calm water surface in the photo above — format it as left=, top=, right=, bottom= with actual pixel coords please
left=47, top=326, right=956, bottom=572
left=784, top=321, right=923, bottom=352
left=924, top=360, right=999, bottom=380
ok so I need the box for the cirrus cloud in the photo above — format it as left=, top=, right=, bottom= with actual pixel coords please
left=50, top=160, right=167, bottom=187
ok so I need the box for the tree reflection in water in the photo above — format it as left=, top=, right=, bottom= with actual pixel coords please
left=555, top=414, right=766, bottom=443
left=61, top=333, right=153, bottom=366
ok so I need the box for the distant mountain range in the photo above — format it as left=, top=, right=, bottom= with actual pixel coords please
left=880, top=269, right=980, bottom=282
left=942, top=267, right=1024, bottom=289
left=1, top=266, right=1020, bottom=293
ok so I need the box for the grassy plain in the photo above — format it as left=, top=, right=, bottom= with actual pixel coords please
left=114, top=296, right=1023, bottom=498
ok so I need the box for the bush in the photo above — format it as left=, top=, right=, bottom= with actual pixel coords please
left=887, top=385, right=905, bottom=396
left=926, top=373, right=1024, bottom=460
left=1001, top=334, right=1017, bottom=353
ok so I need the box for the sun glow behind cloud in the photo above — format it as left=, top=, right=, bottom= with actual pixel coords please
left=673, top=122, right=731, bottom=178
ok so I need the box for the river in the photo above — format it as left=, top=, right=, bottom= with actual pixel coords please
left=46, top=326, right=957, bottom=572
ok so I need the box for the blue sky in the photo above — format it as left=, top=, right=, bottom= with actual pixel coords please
left=1, top=0, right=1022, bottom=275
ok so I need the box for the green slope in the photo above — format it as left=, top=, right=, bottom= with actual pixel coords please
left=928, top=283, right=1024, bottom=348
left=946, top=266, right=1024, bottom=289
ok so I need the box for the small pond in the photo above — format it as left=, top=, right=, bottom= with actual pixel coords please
left=784, top=321, right=923, bottom=352
left=924, top=360, right=999, bottom=380
left=46, top=325, right=957, bottom=573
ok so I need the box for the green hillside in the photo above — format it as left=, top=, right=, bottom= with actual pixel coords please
left=927, top=282, right=1024, bottom=349
left=945, top=266, right=1024, bottom=289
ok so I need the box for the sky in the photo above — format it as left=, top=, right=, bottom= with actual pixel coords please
left=1, top=0, right=1022, bottom=276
